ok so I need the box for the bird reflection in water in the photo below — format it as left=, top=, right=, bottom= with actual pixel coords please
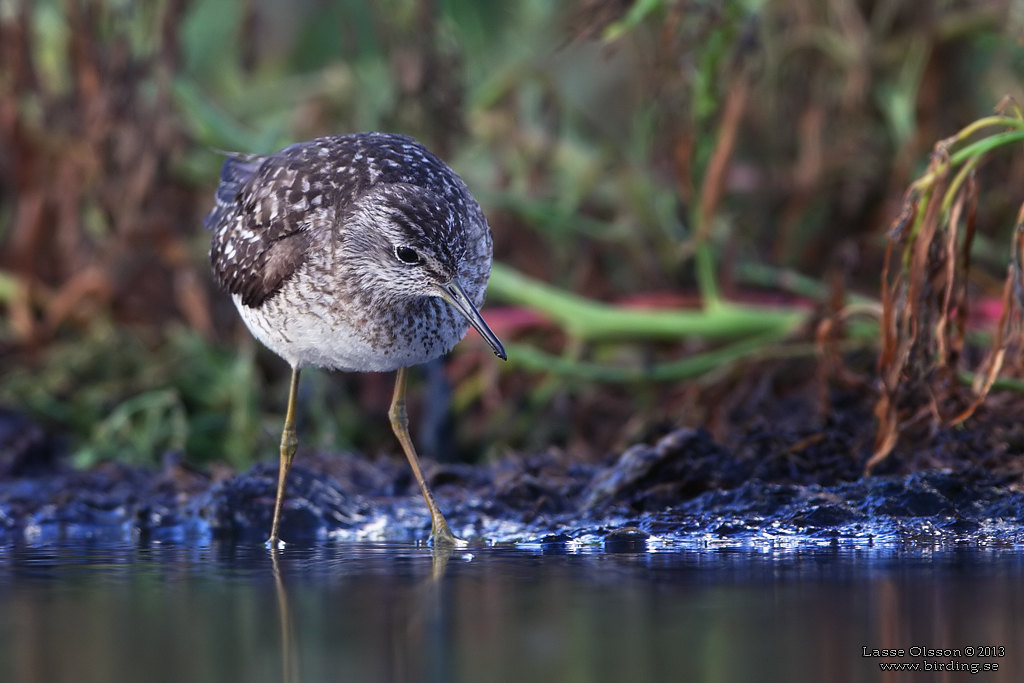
left=269, top=544, right=458, bottom=683
left=270, top=549, right=299, bottom=683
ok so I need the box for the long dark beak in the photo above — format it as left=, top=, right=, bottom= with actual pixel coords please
left=437, top=279, right=507, bottom=360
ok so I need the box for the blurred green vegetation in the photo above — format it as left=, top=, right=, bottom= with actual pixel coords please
left=1, top=0, right=1023, bottom=468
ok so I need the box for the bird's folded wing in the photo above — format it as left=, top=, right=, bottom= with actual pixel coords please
left=207, top=152, right=314, bottom=308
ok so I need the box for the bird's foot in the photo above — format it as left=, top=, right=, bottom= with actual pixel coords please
left=429, top=519, right=468, bottom=547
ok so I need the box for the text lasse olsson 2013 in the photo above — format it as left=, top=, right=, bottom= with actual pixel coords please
left=862, top=646, right=1004, bottom=658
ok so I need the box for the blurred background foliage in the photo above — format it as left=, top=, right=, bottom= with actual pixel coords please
left=0, top=0, right=1022, bottom=470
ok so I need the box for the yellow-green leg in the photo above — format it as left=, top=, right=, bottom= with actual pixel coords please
left=267, top=366, right=301, bottom=549
left=389, top=366, right=461, bottom=545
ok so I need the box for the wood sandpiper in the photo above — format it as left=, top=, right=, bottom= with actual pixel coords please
left=205, top=132, right=506, bottom=548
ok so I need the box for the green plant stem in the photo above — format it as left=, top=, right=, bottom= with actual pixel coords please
left=949, top=130, right=1024, bottom=166
left=503, top=334, right=876, bottom=382
left=734, top=262, right=877, bottom=305
left=504, top=331, right=782, bottom=382
left=694, top=241, right=722, bottom=309
left=903, top=185, right=934, bottom=266
left=914, top=130, right=1024, bottom=191
left=959, top=371, right=1024, bottom=393
left=952, top=116, right=1024, bottom=143
left=487, top=263, right=808, bottom=341
left=940, top=154, right=981, bottom=214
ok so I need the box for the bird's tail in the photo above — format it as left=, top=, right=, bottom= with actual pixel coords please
left=202, top=152, right=265, bottom=230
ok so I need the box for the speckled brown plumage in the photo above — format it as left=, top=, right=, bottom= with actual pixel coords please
left=205, top=132, right=497, bottom=373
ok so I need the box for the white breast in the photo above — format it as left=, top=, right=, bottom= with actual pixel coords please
left=233, top=288, right=466, bottom=372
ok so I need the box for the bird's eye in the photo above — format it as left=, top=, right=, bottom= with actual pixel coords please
left=395, top=246, right=420, bottom=264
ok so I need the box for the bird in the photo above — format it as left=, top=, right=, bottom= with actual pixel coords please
left=205, top=132, right=506, bottom=548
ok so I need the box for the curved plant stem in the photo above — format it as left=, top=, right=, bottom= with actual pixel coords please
left=913, top=130, right=1024, bottom=191
left=948, top=130, right=1024, bottom=166
left=951, top=115, right=1024, bottom=143
left=487, top=263, right=808, bottom=342
left=940, top=155, right=981, bottom=215
left=503, top=330, right=787, bottom=382
left=502, top=334, right=876, bottom=383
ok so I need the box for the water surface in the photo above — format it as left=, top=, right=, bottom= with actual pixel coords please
left=1, top=542, right=1022, bottom=682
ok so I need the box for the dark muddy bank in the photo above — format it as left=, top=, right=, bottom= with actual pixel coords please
left=2, top=402, right=1024, bottom=549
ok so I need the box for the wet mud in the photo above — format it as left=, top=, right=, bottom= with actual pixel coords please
left=2, top=405, right=1024, bottom=550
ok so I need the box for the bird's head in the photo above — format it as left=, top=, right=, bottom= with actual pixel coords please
left=344, top=183, right=506, bottom=360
